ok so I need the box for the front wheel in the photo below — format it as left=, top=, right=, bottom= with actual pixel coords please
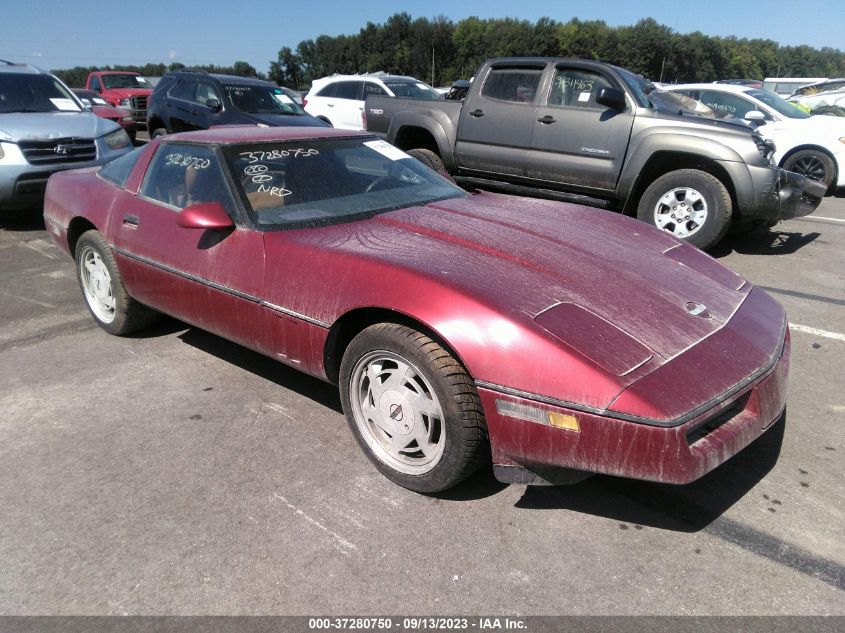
left=637, top=169, right=732, bottom=250
left=339, top=323, right=488, bottom=493
left=782, top=149, right=835, bottom=192
left=75, top=230, right=159, bottom=335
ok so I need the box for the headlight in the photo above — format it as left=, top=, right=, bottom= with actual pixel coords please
left=119, top=98, right=131, bottom=107
left=103, top=128, right=131, bottom=149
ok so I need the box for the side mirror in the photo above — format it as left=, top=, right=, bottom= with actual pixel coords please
left=205, top=98, right=222, bottom=111
left=744, top=110, right=766, bottom=124
left=596, top=87, right=626, bottom=111
left=177, top=202, right=234, bottom=230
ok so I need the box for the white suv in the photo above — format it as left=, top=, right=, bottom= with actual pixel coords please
left=303, top=73, right=440, bottom=130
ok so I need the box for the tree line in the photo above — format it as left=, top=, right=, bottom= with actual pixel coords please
left=53, top=14, right=845, bottom=90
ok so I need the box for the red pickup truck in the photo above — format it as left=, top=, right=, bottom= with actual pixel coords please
left=85, top=71, right=153, bottom=130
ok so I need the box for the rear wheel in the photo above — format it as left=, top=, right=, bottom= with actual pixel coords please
left=782, top=149, right=835, bottom=191
left=407, top=148, right=445, bottom=173
left=75, top=230, right=159, bottom=335
left=339, top=323, right=488, bottom=493
left=637, top=169, right=732, bottom=250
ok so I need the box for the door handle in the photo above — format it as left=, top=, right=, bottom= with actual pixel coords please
left=537, top=115, right=557, bottom=124
left=327, top=103, right=335, bottom=107
left=469, top=109, right=485, bottom=117
left=123, top=214, right=139, bottom=227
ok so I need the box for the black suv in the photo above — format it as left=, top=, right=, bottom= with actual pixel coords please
left=146, top=71, right=325, bottom=136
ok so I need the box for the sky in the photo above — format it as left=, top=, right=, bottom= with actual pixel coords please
left=2, top=0, right=843, bottom=77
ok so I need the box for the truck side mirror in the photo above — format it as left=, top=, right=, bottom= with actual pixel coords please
left=596, top=87, right=626, bottom=111
left=205, top=98, right=222, bottom=111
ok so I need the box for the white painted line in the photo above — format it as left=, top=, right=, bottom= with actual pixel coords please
left=798, top=215, right=845, bottom=223
left=789, top=323, right=845, bottom=342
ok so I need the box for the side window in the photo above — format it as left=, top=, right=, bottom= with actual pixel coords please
left=363, top=82, right=387, bottom=97
left=140, top=144, right=235, bottom=216
left=548, top=69, right=613, bottom=108
left=99, top=146, right=146, bottom=188
left=334, top=81, right=362, bottom=100
left=481, top=67, right=543, bottom=103
left=195, top=82, right=221, bottom=107
left=168, top=79, right=196, bottom=101
left=316, top=83, right=337, bottom=98
left=89, top=76, right=101, bottom=92
left=699, top=91, right=758, bottom=118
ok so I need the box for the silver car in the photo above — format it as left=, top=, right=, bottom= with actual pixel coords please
left=0, top=61, right=133, bottom=211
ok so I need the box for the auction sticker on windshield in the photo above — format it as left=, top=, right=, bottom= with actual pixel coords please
left=364, top=139, right=409, bottom=161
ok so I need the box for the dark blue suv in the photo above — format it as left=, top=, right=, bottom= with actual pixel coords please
left=146, top=71, right=325, bottom=136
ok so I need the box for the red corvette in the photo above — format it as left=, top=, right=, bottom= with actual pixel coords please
left=43, top=126, right=789, bottom=493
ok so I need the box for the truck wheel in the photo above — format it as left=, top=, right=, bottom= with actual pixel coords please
left=637, top=169, right=732, bottom=250
left=407, top=149, right=445, bottom=173
left=782, top=149, right=835, bottom=191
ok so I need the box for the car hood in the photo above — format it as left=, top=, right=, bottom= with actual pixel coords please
left=308, top=193, right=750, bottom=375
left=236, top=112, right=328, bottom=127
left=0, top=111, right=120, bottom=142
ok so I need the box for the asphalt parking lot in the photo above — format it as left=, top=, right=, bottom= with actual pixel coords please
left=0, top=187, right=842, bottom=615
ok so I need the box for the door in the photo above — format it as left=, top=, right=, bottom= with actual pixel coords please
left=455, top=63, right=545, bottom=177
left=527, top=65, right=635, bottom=191
left=163, top=78, right=197, bottom=132
left=190, top=80, right=224, bottom=129
left=110, top=141, right=267, bottom=351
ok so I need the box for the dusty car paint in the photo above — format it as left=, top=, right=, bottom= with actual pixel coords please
left=43, top=126, right=789, bottom=487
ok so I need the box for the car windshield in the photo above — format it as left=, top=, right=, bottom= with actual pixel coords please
left=101, top=74, right=152, bottom=89
left=224, top=137, right=466, bottom=228
left=0, top=73, right=82, bottom=113
left=224, top=84, right=306, bottom=115
left=383, top=80, right=441, bottom=100
left=745, top=89, right=811, bottom=119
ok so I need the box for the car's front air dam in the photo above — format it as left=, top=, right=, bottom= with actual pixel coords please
left=480, top=330, right=790, bottom=486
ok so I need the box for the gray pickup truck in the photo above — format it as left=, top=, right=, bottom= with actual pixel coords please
left=366, top=57, right=826, bottom=249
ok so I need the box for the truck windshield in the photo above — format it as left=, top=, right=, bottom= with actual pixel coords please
left=652, top=91, right=729, bottom=120
left=224, top=137, right=466, bottom=228
left=613, top=67, right=654, bottom=107
left=102, top=74, right=152, bottom=89
left=224, top=84, right=306, bottom=115
left=0, top=74, right=82, bottom=113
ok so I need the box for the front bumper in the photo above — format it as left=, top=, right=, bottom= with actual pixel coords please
left=0, top=140, right=131, bottom=209
left=739, top=163, right=825, bottom=223
left=481, top=327, right=790, bottom=486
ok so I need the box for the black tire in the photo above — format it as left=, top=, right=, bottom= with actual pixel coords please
left=75, top=230, right=159, bottom=335
left=782, top=149, right=836, bottom=192
left=339, top=323, right=488, bottom=493
left=151, top=127, right=167, bottom=138
left=407, top=148, right=445, bottom=173
left=637, top=169, right=732, bottom=250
